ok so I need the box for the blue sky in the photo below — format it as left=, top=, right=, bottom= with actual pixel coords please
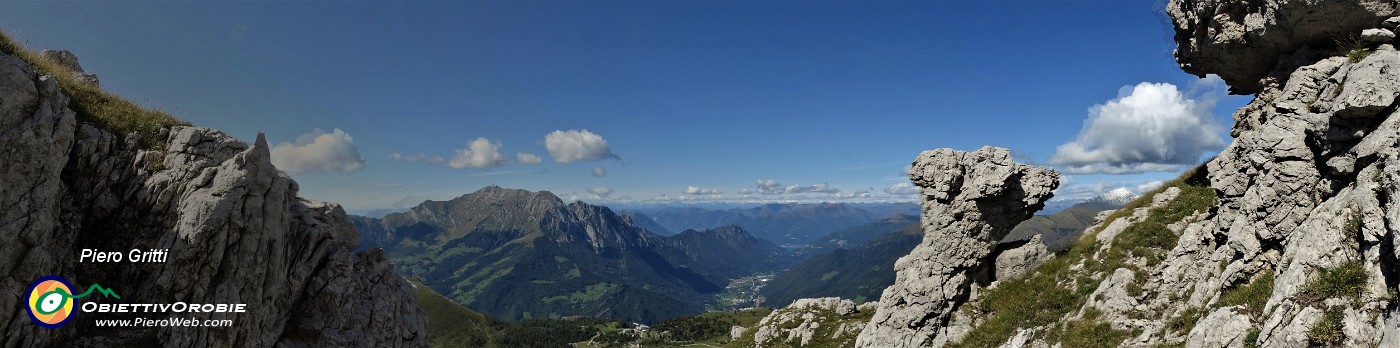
left=1, top=1, right=1250, bottom=213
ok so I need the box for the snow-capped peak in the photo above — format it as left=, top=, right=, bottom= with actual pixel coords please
left=1091, top=187, right=1138, bottom=205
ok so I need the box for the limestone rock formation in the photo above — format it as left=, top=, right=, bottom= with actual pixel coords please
left=1166, top=0, right=1396, bottom=94
left=856, top=146, right=1059, bottom=348
left=0, top=50, right=425, bottom=346
left=977, top=7, right=1400, bottom=347
left=737, top=297, right=868, bottom=348
left=40, top=49, right=98, bottom=86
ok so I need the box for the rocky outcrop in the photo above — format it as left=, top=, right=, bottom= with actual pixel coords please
left=40, top=49, right=98, bottom=86
left=856, top=146, right=1059, bottom=348
left=982, top=7, right=1400, bottom=348
left=737, top=297, right=868, bottom=348
left=0, top=50, right=425, bottom=346
left=1166, top=0, right=1396, bottom=94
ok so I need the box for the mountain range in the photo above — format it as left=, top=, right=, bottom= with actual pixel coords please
left=624, top=202, right=911, bottom=247
left=351, top=186, right=793, bottom=323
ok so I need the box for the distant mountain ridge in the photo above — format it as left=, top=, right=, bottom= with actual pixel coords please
left=762, top=220, right=923, bottom=306
left=627, top=203, right=887, bottom=246
left=353, top=186, right=791, bottom=323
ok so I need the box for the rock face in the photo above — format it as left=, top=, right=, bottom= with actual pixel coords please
left=968, top=6, right=1400, bottom=348
left=1166, top=0, right=1397, bottom=94
left=0, top=50, right=425, bottom=346
left=856, top=146, right=1059, bottom=348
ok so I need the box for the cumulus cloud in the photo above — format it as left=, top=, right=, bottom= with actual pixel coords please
left=884, top=182, right=919, bottom=196
left=755, top=179, right=784, bottom=194
left=544, top=129, right=618, bottom=163
left=516, top=152, right=543, bottom=164
left=447, top=138, right=507, bottom=169
left=270, top=128, right=367, bottom=175
left=592, top=166, right=607, bottom=177
left=683, top=186, right=723, bottom=195
left=1049, top=80, right=1226, bottom=174
left=588, top=187, right=614, bottom=199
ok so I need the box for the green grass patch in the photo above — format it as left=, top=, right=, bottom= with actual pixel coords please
left=1345, top=209, right=1363, bottom=243
left=410, top=279, right=505, bottom=348
left=1101, top=183, right=1216, bottom=267
left=1307, top=306, right=1346, bottom=345
left=1336, top=35, right=1374, bottom=64
left=1165, top=306, right=1201, bottom=335
left=1299, top=261, right=1368, bottom=304
left=1218, top=272, right=1274, bottom=317
left=1243, top=327, right=1261, bottom=348
left=0, top=29, right=190, bottom=151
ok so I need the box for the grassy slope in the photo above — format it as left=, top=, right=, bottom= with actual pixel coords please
left=949, top=165, right=1217, bottom=348
left=411, top=279, right=505, bottom=348
left=0, top=29, right=189, bottom=151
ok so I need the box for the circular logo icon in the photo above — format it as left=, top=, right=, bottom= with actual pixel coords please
left=27, top=275, right=76, bottom=329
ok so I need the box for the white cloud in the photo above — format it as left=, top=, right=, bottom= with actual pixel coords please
left=884, top=182, right=919, bottom=196
left=592, top=166, right=607, bottom=177
left=448, top=138, right=506, bottom=169
left=751, top=179, right=842, bottom=195
left=831, top=190, right=873, bottom=200
left=683, top=186, right=723, bottom=195
left=1049, top=80, right=1226, bottom=174
left=270, top=128, right=367, bottom=175
left=755, top=179, right=784, bottom=194
left=544, top=129, right=618, bottom=163
left=588, top=187, right=614, bottom=199
left=784, top=183, right=840, bottom=194
left=516, top=152, right=542, bottom=164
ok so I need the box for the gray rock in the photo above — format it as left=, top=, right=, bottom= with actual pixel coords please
left=1384, top=16, right=1400, bottom=29
left=1330, top=45, right=1400, bottom=119
left=1361, top=28, right=1397, bottom=43
left=993, top=234, right=1052, bottom=280
left=746, top=297, right=862, bottom=348
left=0, top=49, right=425, bottom=347
left=731, top=325, right=748, bottom=341
left=1186, top=307, right=1254, bottom=348
left=1166, top=0, right=1396, bottom=93
left=856, top=147, right=1058, bottom=348
left=40, top=49, right=98, bottom=86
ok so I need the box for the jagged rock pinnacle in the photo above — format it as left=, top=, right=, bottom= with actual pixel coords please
left=856, top=146, right=1058, bottom=347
